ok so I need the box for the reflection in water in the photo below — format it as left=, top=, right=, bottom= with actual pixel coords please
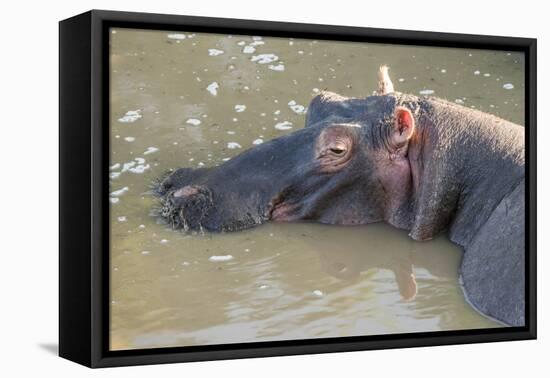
left=110, top=223, right=500, bottom=350
left=108, top=29, right=521, bottom=350
left=315, top=225, right=459, bottom=300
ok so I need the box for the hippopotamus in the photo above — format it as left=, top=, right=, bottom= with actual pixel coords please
left=155, top=66, right=525, bottom=327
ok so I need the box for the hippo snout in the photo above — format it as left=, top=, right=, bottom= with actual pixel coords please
left=160, top=184, right=214, bottom=231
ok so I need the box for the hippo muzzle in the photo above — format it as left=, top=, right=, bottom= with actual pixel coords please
left=160, top=184, right=214, bottom=231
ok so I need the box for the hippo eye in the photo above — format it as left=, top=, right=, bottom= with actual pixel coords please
left=330, top=147, right=346, bottom=155
left=328, top=142, right=347, bottom=155
left=316, top=125, right=355, bottom=172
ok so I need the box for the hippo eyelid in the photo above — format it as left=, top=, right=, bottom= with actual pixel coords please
left=328, top=142, right=348, bottom=155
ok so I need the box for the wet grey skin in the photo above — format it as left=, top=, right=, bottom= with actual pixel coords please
left=155, top=66, right=525, bottom=327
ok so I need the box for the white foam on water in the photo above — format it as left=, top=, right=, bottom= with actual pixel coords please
left=312, top=88, right=320, bottom=93
left=313, top=290, right=324, bottom=297
left=250, top=38, right=264, bottom=47
left=117, top=216, right=127, bottom=222
left=118, top=110, right=142, bottom=123
left=234, top=104, right=246, bottom=112
left=252, top=36, right=262, bottom=41
left=441, top=69, right=447, bottom=73
left=144, top=147, right=159, bottom=155
left=110, top=172, right=121, bottom=179
left=243, top=45, right=255, bottom=54
left=206, top=82, right=219, bottom=96
left=110, top=163, right=121, bottom=171
left=227, top=142, right=242, bottom=149
left=160, top=239, right=169, bottom=244
left=134, top=157, right=145, bottom=164
left=124, top=137, right=135, bottom=142
left=288, top=100, right=306, bottom=114
left=503, top=83, right=514, bottom=90
left=167, top=33, right=186, bottom=40
left=110, top=198, right=120, bottom=204
left=455, top=99, right=465, bottom=104
left=111, top=187, right=129, bottom=197
left=237, top=41, right=246, bottom=46
left=222, top=157, right=231, bottom=162
left=141, top=251, right=150, bottom=255
left=209, top=255, right=234, bottom=262
left=398, top=78, right=405, bottom=82
left=250, top=54, right=279, bottom=64
left=186, top=118, right=202, bottom=126
left=474, top=70, right=481, bottom=75
left=208, top=48, right=224, bottom=56
left=252, top=138, right=263, bottom=145
left=121, top=161, right=136, bottom=172
left=275, top=121, right=293, bottom=130
left=419, top=89, right=435, bottom=95
left=227, top=131, right=236, bottom=135
left=268, top=64, right=285, bottom=72
left=483, top=73, right=491, bottom=77
left=128, top=164, right=150, bottom=174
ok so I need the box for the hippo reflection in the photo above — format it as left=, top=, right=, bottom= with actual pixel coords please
left=313, top=224, right=462, bottom=302
left=156, top=66, right=525, bottom=327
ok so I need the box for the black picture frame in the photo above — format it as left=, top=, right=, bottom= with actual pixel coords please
left=59, top=9, right=537, bottom=368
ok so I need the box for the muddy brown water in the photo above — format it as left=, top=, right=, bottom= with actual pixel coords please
left=108, top=28, right=524, bottom=350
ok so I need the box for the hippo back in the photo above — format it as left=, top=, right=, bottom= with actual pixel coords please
left=460, top=180, right=525, bottom=326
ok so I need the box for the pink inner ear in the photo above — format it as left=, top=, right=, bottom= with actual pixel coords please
left=396, top=108, right=413, bottom=134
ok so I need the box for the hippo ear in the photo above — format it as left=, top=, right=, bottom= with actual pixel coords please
left=391, top=107, right=415, bottom=148
left=376, top=65, right=394, bottom=95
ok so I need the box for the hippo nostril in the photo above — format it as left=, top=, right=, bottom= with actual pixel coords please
left=174, top=185, right=201, bottom=198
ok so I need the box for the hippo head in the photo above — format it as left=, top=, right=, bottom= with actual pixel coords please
left=156, top=66, right=419, bottom=233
